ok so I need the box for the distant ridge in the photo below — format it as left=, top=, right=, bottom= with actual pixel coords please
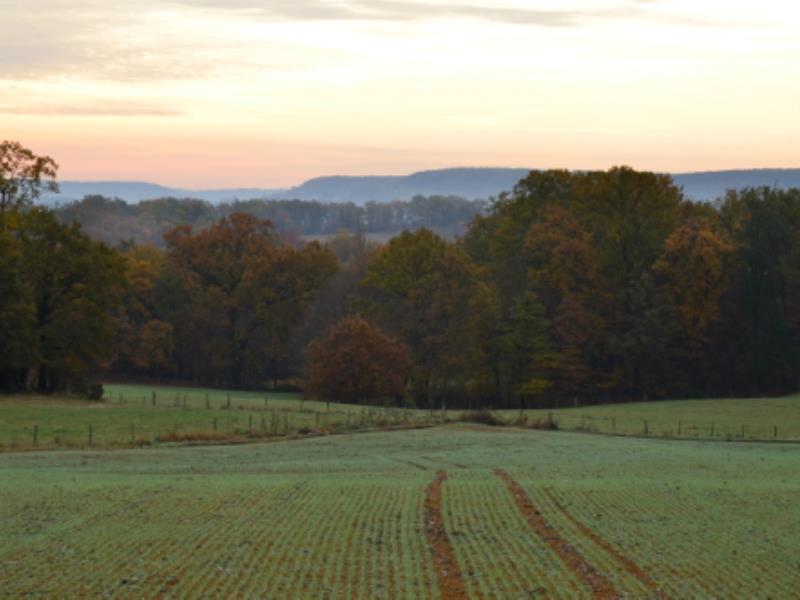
left=43, top=167, right=800, bottom=205
left=43, top=181, right=282, bottom=205
left=271, top=168, right=531, bottom=202
left=672, top=169, right=800, bottom=201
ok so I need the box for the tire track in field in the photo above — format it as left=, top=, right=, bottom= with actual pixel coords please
left=494, top=469, right=620, bottom=600
left=425, top=470, right=469, bottom=600
left=543, top=488, right=671, bottom=600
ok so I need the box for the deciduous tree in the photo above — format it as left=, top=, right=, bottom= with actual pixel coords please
left=305, top=316, right=410, bottom=404
left=0, top=141, right=59, bottom=218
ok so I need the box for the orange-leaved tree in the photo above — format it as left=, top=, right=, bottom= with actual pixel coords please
left=654, top=216, right=734, bottom=342
left=304, top=316, right=410, bottom=404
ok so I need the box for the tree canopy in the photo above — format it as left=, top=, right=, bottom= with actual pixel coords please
left=0, top=141, right=59, bottom=218
left=4, top=142, right=800, bottom=405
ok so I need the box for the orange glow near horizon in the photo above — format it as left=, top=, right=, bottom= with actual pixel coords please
left=2, top=1, right=799, bottom=188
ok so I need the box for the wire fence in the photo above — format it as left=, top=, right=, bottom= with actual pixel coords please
left=498, top=411, right=799, bottom=442
left=0, top=391, right=447, bottom=451
left=3, top=390, right=798, bottom=450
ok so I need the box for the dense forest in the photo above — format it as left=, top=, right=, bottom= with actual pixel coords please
left=2, top=141, right=800, bottom=407
left=54, top=194, right=487, bottom=247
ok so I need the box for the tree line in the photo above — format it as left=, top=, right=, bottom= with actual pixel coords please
left=2, top=141, right=799, bottom=407
left=54, top=194, right=487, bottom=247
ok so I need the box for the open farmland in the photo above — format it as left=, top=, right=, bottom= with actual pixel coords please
left=511, top=394, right=800, bottom=441
left=0, top=385, right=436, bottom=451
left=1, top=425, right=799, bottom=598
left=4, top=385, right=800, bottom=451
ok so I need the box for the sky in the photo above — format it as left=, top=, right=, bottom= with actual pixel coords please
left=1, top=0, right=798, bottom=188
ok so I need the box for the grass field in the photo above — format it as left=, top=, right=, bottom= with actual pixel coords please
left=1, top=425, right=798, bottom=598
left=512, top=394, right=800, bottom=441
left=2, top=384, right=800, bottom=450
left=0, top=384, right=436, bottom=450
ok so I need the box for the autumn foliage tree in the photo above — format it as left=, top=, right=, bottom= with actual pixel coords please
left=165, top=213, right=337, bottom=387
left=115, top=244, right=175, bottom=375
left=467, top=166, right=740, bottom=403
left=7, top=141, right=800, bottom=405
left=361, top=229, right=494, bottom=407
left=0, top=209, right=125, bottom=392
left=304, top=316, right=410, bottom=404
left=0, top=141, right=59, bottom=219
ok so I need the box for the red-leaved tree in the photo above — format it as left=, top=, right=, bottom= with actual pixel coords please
left=304, top=316, right=410, bottom=404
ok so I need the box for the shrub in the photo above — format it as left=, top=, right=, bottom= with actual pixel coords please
left=459, top=410, right=504, bottom=427
left=87, top=383, right=104, bottom=401
left=527, top=415, right=560, bottom=431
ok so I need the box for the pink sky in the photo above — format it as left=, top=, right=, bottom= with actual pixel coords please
left=2, top=1, right=799, bottom=188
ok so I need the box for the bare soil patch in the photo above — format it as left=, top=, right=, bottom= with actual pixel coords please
left=424, top=470, right=469, bottom=599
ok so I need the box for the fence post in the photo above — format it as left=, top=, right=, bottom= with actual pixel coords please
left=226, top=393, right=231, bottom=409
left=151, top=391, right=156, bottom=407
left=643, top=419, right=649, bottom=435
left=32, top=424, right=38, bottom=447
left=205, top=393, right=210, bottom=410
left=774, top=425, right=778, bottom=439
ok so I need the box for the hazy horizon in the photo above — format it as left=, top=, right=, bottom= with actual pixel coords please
left=2, top=0, right=799, bottom=188
left=48, top=165, right=800, bottom=193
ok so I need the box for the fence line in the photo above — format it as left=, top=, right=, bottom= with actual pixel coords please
left=5, top=389, right=797, bottom=449
left=502, top=411, right=796, bottom=442
left=1, top=404, right=446, bottom=451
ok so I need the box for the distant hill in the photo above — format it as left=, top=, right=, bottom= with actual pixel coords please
left=672, top=169, right=800, bottom=201
left=277, top=168, right=800, bottom=203
left=41, top=168, right=800, bottom=205
left=43, top=182, right=283, bottom=205
left=270, top=168, right=531, bottom=202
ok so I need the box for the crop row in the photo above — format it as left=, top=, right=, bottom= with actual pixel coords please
left=441, top=471, right=586, bottom=599
left=3, top=427, right=796, bottom=599
left=0, top=475, right=439, bottom=599
left=534, top=483, right=800, bottom=599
